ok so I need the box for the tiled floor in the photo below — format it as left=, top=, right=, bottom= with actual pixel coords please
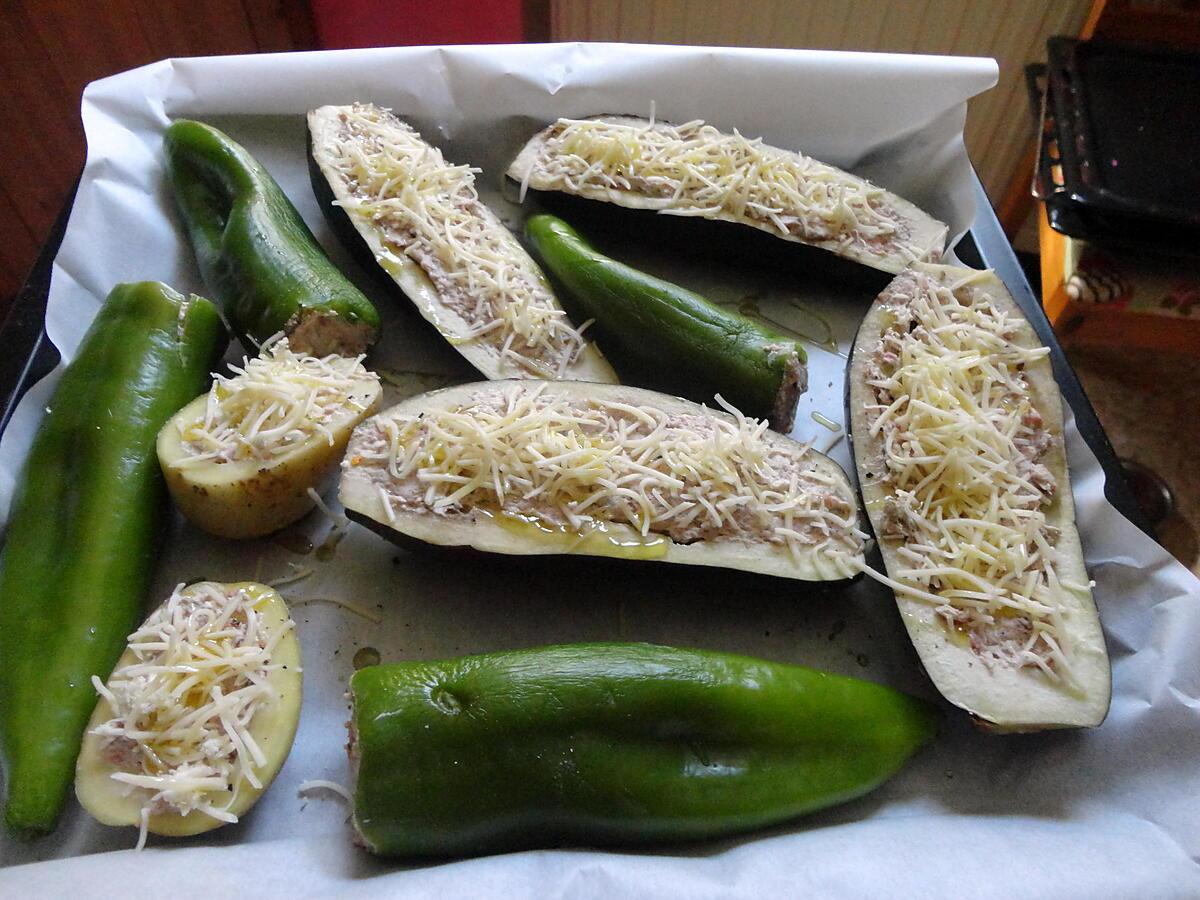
left=1068, top=345, right=1200, bottom=576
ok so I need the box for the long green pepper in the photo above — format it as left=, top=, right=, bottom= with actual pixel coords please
left=0, top=282, right=227, bottom=838
left=164, top=119, right=380, bottom=356
left=526, top=215, right=808, bottom=432
left=350, top=643, right=937, bottom=857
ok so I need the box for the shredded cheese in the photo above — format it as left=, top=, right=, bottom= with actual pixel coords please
left=88, top=583, right=297, bottom=848
left=863, top=269, right=1076, bottom=683
left=811, top=411, right=842, bottom=432
left=318, top=103, right=589, bottom=377
left=287, top=596, right=383, bottom=624
left=297, top=779, right=353, bottom=804
left=307, top=486, right=348, bottom=528
left=268, top=563, right=314, bottom=588
left=172, top=337, right=377, bottom=467
left=524, top=116, right=925, bottom=264
left=346, top=384, right=863, bottom=565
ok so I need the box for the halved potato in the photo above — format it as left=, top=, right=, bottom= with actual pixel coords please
left=341, top=381, right=864, bottom=582
left=847, top=263, right=1110, bottom=731
left=157, top=343, right=381, bottom=539
left=75, top=582, right=301, bottom=837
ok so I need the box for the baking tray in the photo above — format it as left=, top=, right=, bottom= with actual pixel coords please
left=8, top=46, right=1198, bottom=895
left=1040, top=36, right=1200, bottom=252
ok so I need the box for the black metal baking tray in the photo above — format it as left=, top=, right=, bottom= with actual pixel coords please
left=0, top=176, right=1149, bottom=536
left=1026, top=60, right=1126, bottom=245
left=1043, top=36, right=1200, bottom=252
left=0, top=179, right=74, bottom=437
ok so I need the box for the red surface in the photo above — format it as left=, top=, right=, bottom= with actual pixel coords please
left=311, top=0, right=525, bottom=49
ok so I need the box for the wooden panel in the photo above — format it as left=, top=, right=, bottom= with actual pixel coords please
left=550, top=0, right=1092, bottom=202
left=0, top=0, right=315, bottom=321
left=241, top=0, right=317, bottom=51
left=0, top=180, right=39, bottom=315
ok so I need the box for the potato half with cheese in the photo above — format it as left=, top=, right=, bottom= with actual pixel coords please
left=508, top=115, right=948, bottom=275
left=157, top=338, right=381, bottom=538
left=307, top=103, right=617, bottom=383
left=341, top=381, right=865, bottom=582
left=76, top=582, right=301, bottom=844
left=848, top=263, right=1110, bottom=731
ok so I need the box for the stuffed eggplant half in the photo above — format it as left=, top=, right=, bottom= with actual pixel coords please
left=508, top=115, right=948, bottom=275
left=848, top=263, right=1110, bottom=731
left=308, top=103, right=616, bottom=383
left=341, top=382, right=864, bottom=581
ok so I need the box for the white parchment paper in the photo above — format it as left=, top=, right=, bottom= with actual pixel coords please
left=1, top=43, right=1198, bottom=897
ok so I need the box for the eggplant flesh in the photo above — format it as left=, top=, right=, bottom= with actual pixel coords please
left=340, top=381, right=864, bottom=582
left=307, top=104, right=616, bottom=384
left=847, top=262, right=1110, bottom=731
left=508, top=115, right=948, bottom=275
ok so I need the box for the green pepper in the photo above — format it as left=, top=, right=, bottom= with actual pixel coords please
left=0, top=282, right=227, bottom=839
left=350, top=643, right=937, bottom=857
left=164, top=119, right=380, bottom=356
left=526, top=215, right=807, bottom=432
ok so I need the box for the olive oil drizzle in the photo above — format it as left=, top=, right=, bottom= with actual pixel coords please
left=481, top=508, right=669, bottom=561
left=726, top=294, right=844, bottom=357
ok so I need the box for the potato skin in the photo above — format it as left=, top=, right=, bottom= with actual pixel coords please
left=158, top=385, right=380, bottom=539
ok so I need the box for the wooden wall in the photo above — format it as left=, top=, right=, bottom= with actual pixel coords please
left=0, top=1, right=1100, bottom=312
left=0, top=0, right=315, bottom=314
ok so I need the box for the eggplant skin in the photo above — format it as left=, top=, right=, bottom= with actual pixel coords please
left=846, top=263, right=1111, bottom=732
left=350, top=643, right=938, bottom=857
left=340, top=381, right=864, bottom=583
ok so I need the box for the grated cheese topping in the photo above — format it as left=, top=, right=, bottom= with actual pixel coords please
left=862, top=269, right=1086, bottom=684
left=346, top=384, right=863, bottom=567
left=287, top=596, right=383, bottom=624
left=297, top=779, right=353, bottom=804
left=171, top=337, right=377, bottom=467
left=88, top=583, right=297, bottom=843
left=267, top=563, right=314, bottom=588
left=523, top=116, right=925, bottom=264
left=319, top=103, right=590, bottom=377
